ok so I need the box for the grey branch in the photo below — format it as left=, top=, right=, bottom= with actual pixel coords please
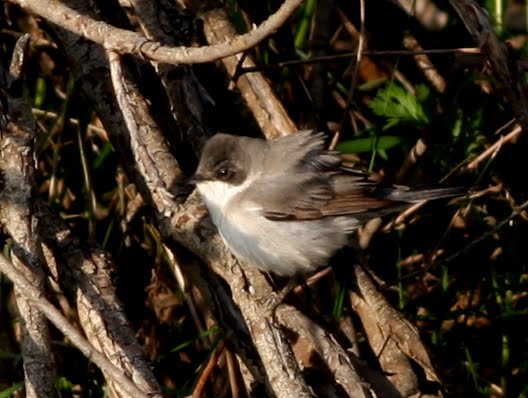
left=37, top=204, right=163, bottom=398
left=0, top=39, right=55, bottom=397
left=202, top=8, right=298, bottom=139
left=0, top=253, right=153, bottom=398
left=9, top=0, right=304, bottom=64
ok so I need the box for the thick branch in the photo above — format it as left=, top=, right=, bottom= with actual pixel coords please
left=9, top=0, right=303, bottom=64
left=0, top=58, right=55, bottom=397
left=37, top=204, right=163, bottom=398
left=0, top=253, right=152, bottom=398
left=108, top=50, right=312, bottom=396
left=202, top=8, right=297, bottom=139
left=276, top=305, right=368, bottom=397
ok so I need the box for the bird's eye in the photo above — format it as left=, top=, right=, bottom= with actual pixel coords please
left=216, top=167, right=232, bottom=180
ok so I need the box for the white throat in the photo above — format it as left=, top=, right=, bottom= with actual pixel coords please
left=196, top=178, right=254, bottom=223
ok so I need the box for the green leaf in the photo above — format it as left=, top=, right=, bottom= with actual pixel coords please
left=0, top=351, right=20, bottom=360
left=294, top=0, right=317, bottom=50
left=34, top=77, right=47, bottom=108
left=337, top=135, right=403, bottom=153
left=369, top=83, right=430, bottom=129
left=332, top=285, right=346, bottom=319
left=92, top=141, right=114, bottom=170
left=169, top=325, right=220, bottom=353
left=0, top=383, right=24, bottom=398
left=57, top=376, right=74, bottom=392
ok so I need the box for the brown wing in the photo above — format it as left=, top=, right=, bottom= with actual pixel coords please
left=244, top=171, right=394, bottom=221
left=256, top=172, right=463, bottom=222
left=254, top=131, right=463, bottom=221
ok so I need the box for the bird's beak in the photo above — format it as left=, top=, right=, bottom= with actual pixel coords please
left=185, top=174, right=205, bottom=185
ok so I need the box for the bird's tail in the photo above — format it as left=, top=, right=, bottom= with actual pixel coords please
left=380, top=186, right=468, bottom=203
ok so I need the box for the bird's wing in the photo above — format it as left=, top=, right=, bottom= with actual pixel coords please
left=266, top=130, right=341, bottom=174
left=248, top=131, right=463, bottom=221
left=241, top=131, right=388, bottom=220
left=242, top=171, right=395, bottom=221
left=250, top=174, right=463, bottom=221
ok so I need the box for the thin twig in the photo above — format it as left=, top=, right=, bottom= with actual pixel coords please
left=225, top=349, right=241, bottom=398
left=466, top=124, right=522, bottom=170
left=164, top=242, right=206, bottom=336
left=339, top=0, right=365, bottom=130
left=32, top=108, right=108, bottom=137
left=76, top=123, right=97, bottom=241
left=192, top=340, right=226, bottom=398
left=238, top=47, right=481, bottom=74
left=403, top=34, right=446, bottom=93
left=442, top=199, right=528, bottom=264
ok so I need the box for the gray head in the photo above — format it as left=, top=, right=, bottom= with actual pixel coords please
left=192, top=134, right=257, bottom=186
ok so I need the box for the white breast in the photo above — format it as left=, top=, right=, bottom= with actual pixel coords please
left=196, top=179, right=357, bottom=276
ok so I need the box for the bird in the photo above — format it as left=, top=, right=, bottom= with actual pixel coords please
left=189, top=131, right=463, bottom=276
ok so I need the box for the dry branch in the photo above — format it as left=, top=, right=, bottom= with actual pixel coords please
left=123, top=0, right=216, bottom=152
left=8, top=0, right=304, bottom=64
left=201, top=7, right=297, bottom=139
left=108, top=50, right=313, bottom=395
left=0, top=1, right=479, bottom=396
left=276, top=305, right=368, bottom=397
left=37, top=204, right=163, bottom=398
left=0, top=254, right=153, bottom=398
left=0, top=29, right=162, bottom=398
left=0, top=37, right=55, bottom=397
left=449, top=0, right=528, bottom=132
left=351, top=266, right=440, bottom=396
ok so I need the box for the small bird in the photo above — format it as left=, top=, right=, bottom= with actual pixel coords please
left=190, top=131, right=463, bottom=276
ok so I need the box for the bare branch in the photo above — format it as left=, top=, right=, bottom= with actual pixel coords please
left=202, top=7, right=297, bottom=139
left=351, top=266, right=440, bottom=395
left=0, top=253, right=154, bottom=398
left=276, top=305, right=369, bottom=397
left=37, top=204, right=163, bottom=398
left=466, top=124, right=522, bottom=170
left=449, top=0, right=528, bottom=131
left=107, top=49, right=312, bottom=396
left=0, top=45, right=55, bottom=396
left=124, top=0, right=216, bottom=152
left=9, top=0, right=304, bottom=64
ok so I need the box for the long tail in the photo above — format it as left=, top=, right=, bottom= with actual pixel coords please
left=380, top=186, right=467, bottom=203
